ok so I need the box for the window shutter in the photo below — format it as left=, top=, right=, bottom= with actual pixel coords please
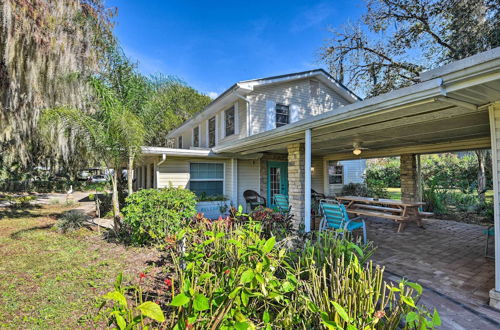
left=266, top=100, right=276, bottom=131
left=234, top=102, right=239, bottom=135
left=290, top=104, right=299, bottom=123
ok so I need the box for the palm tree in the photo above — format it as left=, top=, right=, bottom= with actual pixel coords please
left=40, top=75, right=146, bottom=231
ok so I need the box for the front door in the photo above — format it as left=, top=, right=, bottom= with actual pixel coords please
left=267, top=161, right=288, bottom=208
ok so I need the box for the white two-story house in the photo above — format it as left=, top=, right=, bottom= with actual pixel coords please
left=135, top=69, right=365, bottom=212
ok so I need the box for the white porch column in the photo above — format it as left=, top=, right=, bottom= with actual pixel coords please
left=488, top=102, right=500, bottom=309
left=232, top=158, right=238, bottom=207
left=304, top=129, right=312, bottom=233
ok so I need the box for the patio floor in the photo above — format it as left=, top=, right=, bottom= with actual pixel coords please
left=366, top=217, right=500, bottom=329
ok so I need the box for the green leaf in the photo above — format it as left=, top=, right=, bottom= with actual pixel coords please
left=263, top=310, right=270, bottom=323
left=229, top=286, right=242, bottom=299
left=307, top=301, right=319, bottom=313
left=281, top=281, right=295, bottom=293
left=332, top=301, right=350, bottom=323
left=115, top=313, right=126, bottom=330
left=138, top=301, right=165, bottom=322
left=193, top=293, right=210, bottom=311
left=234, top=321, right=250, bottom=330
left=262, top=237, right=276, bottom=254
left=114, top=273, right=123, bottom=291
left=170, top=293, right=190, bottom=307
left=406, top=281, right=423, bottom=295
left=406, top=311, right=417, bottom=323
left=432, top=308, right=441, bottom=326
left=255, top=273, right=265, bottom=284
left=241, top=290, right=250, bottom=307
left=240, top=269, right=255, bottom=284
left=401, top=295, right=415, bottom=307
left=199, top=272, right=214, bottom=282
left=103, top=290, right=127, bottom=307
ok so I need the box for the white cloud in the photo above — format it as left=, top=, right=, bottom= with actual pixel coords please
left=207, top=91, right=218, bottom=99
left=291, top=2, right=334, bottom=32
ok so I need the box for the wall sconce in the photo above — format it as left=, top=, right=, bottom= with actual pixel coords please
left=311, top=167, right=315, bottom=174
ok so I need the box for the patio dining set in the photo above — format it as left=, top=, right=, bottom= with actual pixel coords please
left=243, top=189, right=434, bottom=244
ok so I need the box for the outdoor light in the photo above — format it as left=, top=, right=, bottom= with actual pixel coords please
left=353, top=148, right=362, bottom=155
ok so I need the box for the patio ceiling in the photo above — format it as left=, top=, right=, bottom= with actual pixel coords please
left=214, top=48, right=500, bottom=160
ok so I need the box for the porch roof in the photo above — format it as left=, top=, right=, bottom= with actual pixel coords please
left=214, top=48, right=500, bottom=159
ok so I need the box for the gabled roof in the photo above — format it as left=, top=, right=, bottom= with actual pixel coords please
left=167, top=69, right=361, bottom=138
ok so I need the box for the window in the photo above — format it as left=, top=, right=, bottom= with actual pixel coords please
left=208, top=116, right=216, bottom=147
left=189, top=163, right=224, bottom=197
left=225, top=107, right=235, bottom=136
left=193, top=126, right=199, bottom=147
left=328, top=161, right=344, bottom=184
left=275, top=104, right=289, bottom=128
left=178, top=136, right=183, bottom=149
left=150, top=164, right=154, bottom=188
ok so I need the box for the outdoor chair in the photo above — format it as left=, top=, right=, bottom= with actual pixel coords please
left=319, top=199, right=367, bottom=244
left=484, top=224, right=494, bottom=259
left=243, top=190, right=266, bottom=211
left=274, top=194, right=291, bottom=215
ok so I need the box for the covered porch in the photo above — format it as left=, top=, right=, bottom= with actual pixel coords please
left=214, top=48, right=500, bottom=308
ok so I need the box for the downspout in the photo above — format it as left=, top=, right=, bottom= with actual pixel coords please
left=156, top=154, right=166, bottom=189
left=233, top=91, right=251, bottom=137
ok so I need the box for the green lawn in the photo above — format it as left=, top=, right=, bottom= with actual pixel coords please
left=0, top=204, right=158, bottom=329
left=386, top=187, right=494, bottom=201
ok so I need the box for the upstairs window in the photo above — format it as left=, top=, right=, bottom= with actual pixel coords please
left=275, top=104, right=289, bottom=128
left=178, top=136, right=183, bottom=149
left=189, top=163, right=224, bottom=197
left=225, top=107, right=235, bottom=136
left=193, top=126, right=199, bottom=147
left=208, top=117, right=216, bottom=147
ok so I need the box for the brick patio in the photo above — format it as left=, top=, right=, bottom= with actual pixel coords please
left=366, top=217, right=500, bottom=328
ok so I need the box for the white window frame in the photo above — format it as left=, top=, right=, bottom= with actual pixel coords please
left=275, top=103, right=290, bottom=128
left=188, top=162, right=225, bottom=196
left=207, top=116, right=217, bottom=148
left=192, top=125, right=200, bottom=148
left=328, top=161, right=344, bottom=185
left=223, top=105, right=237, bottom=137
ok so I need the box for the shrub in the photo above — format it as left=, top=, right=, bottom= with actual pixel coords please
left=6, top=195, right=37, bottom=208
left=100, top=218, right=439, bottom=329
left=247, top=206, right=293, bottom=240
left=340, top=183, right=370, bottom=197
left=122, top=188, right=197, bottom=246
left=366, top=157, right=401, bottom=187
left=56, top=210, right=89, bottom=233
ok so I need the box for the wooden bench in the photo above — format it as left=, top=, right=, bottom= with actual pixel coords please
left=418, top=211, right=434, bottom=218
left=347, top=209, right=410, bottom=232
left=351, top=203, right=403, bottom=214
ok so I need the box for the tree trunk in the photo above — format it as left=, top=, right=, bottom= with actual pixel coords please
left=476, top=150, right=487, bottom=202
left=111, top=169, right=121, bottom=232
left=127, top=152, right=134, bottom=196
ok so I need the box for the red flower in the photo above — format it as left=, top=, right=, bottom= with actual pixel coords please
left=164, top=278, right=172, bottom=287
left=218, top=215, right=223, bottom=221
left=224, top=269, right=230, bottom=275
left=185, top=320, right=194, bottom=329
left=139, top=272, right=146, bottom=279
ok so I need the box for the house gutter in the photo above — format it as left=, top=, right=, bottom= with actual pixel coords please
left=232, top=91, right=251, bottom=137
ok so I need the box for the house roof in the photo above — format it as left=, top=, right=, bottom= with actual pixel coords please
left=213, top=47, right=500, bottom=158
left=166, top=69, right=360, bottom=138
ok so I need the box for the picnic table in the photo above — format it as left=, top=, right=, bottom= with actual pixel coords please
left=336, top=196, right=430, bottom=232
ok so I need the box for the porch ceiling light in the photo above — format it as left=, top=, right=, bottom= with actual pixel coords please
left=353, top=148, right=362, bottom=156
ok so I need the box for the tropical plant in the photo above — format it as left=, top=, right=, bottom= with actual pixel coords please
left=121, top=188, right=197, bottom=246
left=56, top=210, right=89, bottom=233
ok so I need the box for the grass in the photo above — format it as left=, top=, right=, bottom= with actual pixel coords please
left=0, top=204, right=159, bottom=329
left=385, top=187, right=494, bottom=201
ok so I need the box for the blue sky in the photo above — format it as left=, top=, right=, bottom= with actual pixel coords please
left=108, top=1, right=365, bottom=98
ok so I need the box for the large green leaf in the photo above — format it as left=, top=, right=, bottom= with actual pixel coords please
left=262, top=237, right=276, bottom=254
left=138, top=301, right=165, bottom=322
left=103, top=290, right=127, bottom=307
left=240, top=269, right=255, bottom=284
left=332, top=301, right=350, bottom=323
left=193, top=293, right=210, bottom=311
left=170, top=293, right=190, bottom=307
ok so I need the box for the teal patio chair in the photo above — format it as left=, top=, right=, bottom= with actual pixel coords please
left=274, top=194, right=291, bottom=215
left=319, top=199, right=367, bottom=244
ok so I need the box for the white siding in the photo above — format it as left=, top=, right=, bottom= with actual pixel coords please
left=237, top=159, right=260, bottom=211
left=311, top=157, right=324, bottom=194
left=248, top=79, right=351, bottom=135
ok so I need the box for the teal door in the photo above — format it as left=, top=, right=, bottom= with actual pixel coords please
left=267, top=161, right=288, bottom=208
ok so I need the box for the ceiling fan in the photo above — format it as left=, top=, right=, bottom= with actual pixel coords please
left=338, top=141, right=370, bottom=155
